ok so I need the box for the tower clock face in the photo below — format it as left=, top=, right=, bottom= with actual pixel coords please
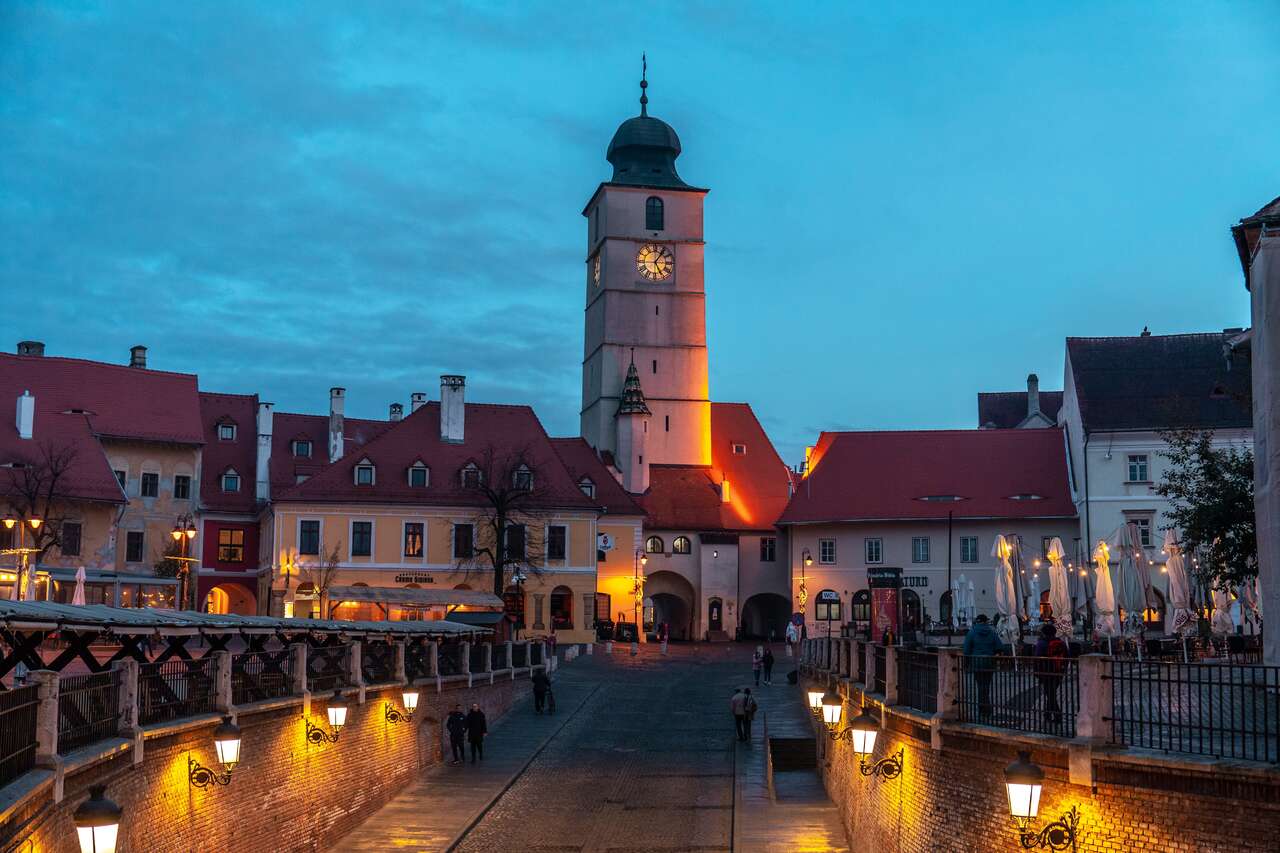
left=592, top=254, right=601, bottom=286
left=636, top=243, right=674, bottom=281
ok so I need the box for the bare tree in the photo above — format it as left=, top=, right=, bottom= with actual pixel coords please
left=0, top=440, right=80, bottom=561
left=297, top=542, right=343, bottom=618
left=457, top=444, right=555, bottom=598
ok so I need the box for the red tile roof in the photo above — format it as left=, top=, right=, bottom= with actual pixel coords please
left=274, top=402, right=599, bottom=511
left=269, top=411, right=392, bottom=494
left=199, top=392, right=260, bottom=514
left=549, top=438, right=645, bottom=517
left=779, top=428, right=1075, bottom=524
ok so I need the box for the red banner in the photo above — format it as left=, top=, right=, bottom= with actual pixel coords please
left=871, top=587, right=899, bottom=642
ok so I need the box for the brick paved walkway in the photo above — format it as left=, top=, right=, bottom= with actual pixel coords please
left=330, top=644, right=849, bottom=852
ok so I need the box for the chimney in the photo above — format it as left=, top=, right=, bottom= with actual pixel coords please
left=129, top=345, right=147, bottom=368
left=389, top=403, right=404, bottom=422
left=410, top=392, right=427, bottom=413
left=440, top=375, right=465, bottom=443
left=328, top=387, right=345, bottom=462
left=721, top=478, right=732, bottom=504
left=16, top=390, right=34, bottom=440
left=256, top=402, right=273, bottom=502
left=1026, top=373, right=1041, bottom=420
left=16, top=341, right=44, bottom=357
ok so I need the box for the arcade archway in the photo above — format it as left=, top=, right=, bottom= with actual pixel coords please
left=740, top=593, right=791, bottom=641
left=645, top=570, right=695, bottom=641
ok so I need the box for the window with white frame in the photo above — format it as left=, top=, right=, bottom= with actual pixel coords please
left=221, top=469, right=240, bottom=492
left=731, top=443, right=746, bottom=455
left=865, top=538, right=883, bottom=564
left=354, top=461, right=375, bottom=486
left=960, top=536, right=979, bottom=563
left=579, top=478, right=595, bottom=498
left=461, top=463, right=482, bottom=489
left=673, top=536, right=692, bottom=555
left=1127, top=454, right=1149, bottom=483
left=292, top=439, right=312, bottom=458
left=911, top=536, right=930, bottom=563
left=408, top=463, right=428, bottom=488
left=351, top=521, right=373, bottom=557
left=513, top=465, right=533, bottom=490
left=217, top=422, right=236, bottom=441
left=818, top=538, right=836, bottom=564
left=1127, top=515, right=1154, bottom=547
left=404, top=522, right=424, bottom=557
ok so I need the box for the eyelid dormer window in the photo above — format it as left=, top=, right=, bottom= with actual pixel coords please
left=355, top=461, right=375, bottom=486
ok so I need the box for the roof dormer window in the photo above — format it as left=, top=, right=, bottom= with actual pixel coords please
left=217, top=422, right=237, bottom=441
left=513, top=465, right=533, bottom=491
left=408, top=462, right=429, bottom=488
left=461, top=463, right=482, bottom=489
left=355, top=460, right=376, bottom=486
left=221, top=468, right=241, bottom=492
left=731, top=443, right=747, bottom=455
left=292, top=439, right=312, bottom=458
left=579, top=478, right=596, bottom=499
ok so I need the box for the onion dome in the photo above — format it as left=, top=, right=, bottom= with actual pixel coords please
left=606, top=55, right=690, bottom=189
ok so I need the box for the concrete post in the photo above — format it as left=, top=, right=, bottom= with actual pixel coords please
left=483, top=642, right=493, bottom=673
left=30, top=670, right=59, bottom=768
left=883, top=645, right=898, bottom=705
left=290, top=643, right=308, bottom=695
left=212, top=650, right=233, bottom=713
left=346, top=642, right=364, bottom=695
left=1076, top=654, right=1113, bottom=743
left=112, top=659, right=139, bottom=736
left=394, top=641, right=407, bottom=684
left=935, top=648, right=962, bottom=720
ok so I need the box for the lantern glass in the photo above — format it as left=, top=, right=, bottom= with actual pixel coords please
left=822, top=699, right=842, bottom=727
left=850, top=725, right=876, bottom=756
left=402, top=690, right=419, bottom=714
left=328, top=703, right=348, bottom=730
left=807, top=689, right=824, bottom=710
left=214, top=734, right=240, bottom=768
left=76, top=824, right=119, bottom=853
left=28, top=518, right=41, bottom=529
left=1005, top=780, right=1042, bottom=824
left=73, top=786, right=122, bottom=853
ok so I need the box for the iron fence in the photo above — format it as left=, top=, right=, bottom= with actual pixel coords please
left=0, top=685, right=40, bottom=786
left=232, top=650, right=294, bottom=705
left=531, top=643, right=544, bottom=666
left=512, top=643, right=528, bottom=669
left=138, top=657, right=216, bottom=725
left=1108, top=660, right=1280, bottom=763
left=873, top=646, right=887, bottom=695
left=897, top=649, right=939, bottom=713
left=469, top=642, right=489, bottom=673
left=492, top=643, right=511, bottom=671
left=437, top=642, right=464, bottom=677
left=856, top=640, right=867, bottom=685
left=405, top=639, right=434, bottom=681
left=58, top=671, right=119, bottom=753
left=361, top=641, right=395, bottom=684
left=957, top=655, right=1078, bottom=737
left=307, top=643, right=349, bottom=692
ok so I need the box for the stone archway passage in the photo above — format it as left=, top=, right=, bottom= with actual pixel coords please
left=740, top=592, right=791, bottom=641
left=645, top=570, right=696, bottom=641
left=203, top=582, right=256, bottom=615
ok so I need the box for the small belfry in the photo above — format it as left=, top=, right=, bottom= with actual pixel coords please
left=616, top=351, right=651, bottom=493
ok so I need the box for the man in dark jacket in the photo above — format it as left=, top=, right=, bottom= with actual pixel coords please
left=465, top=703, right=488, bottom=764
left=962, top=614, right=1003, bottom=719
left=1033, top=623, right=1069, bottom=727
left=445, top=704, right=467, bottom=765
left=532, top=670, right=551, bottom=714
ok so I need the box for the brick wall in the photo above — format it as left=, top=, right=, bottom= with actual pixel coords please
left=806, top=679, right=1280, bottom=853
left=4, top=678, right=530, bottom=853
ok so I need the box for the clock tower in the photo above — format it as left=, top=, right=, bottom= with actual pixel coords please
left=580, top=66, right=712, bottom=485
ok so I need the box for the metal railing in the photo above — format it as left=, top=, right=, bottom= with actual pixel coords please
left=138, top=657, right=216, bottom=725
left=232, top=651, right=294, bottom=705
left=437, top=642, right=464, bottom=677
left=957, top=655, right=1078, bottom=738
left=873, top=646, right=887, bottom=695
left=58, top=672, right=119, bottom=753
left=469, top=643, right=489, bottom=673
left=1108, top=660, right=1280, bottom=763
left=307, top=644, right=349, bottom=692
left=405, top=639, right=434, bottom=681
left=897, top=649, right=939, bottom=713
left=856, top=640, right=867, bottom=684
left=361, top=641, right=395, bottom=684
left=512, top=643, right=528, bottom=669
left=0, top=685, right=40, bottom=786
left=531, top=643, right=544, bottom=666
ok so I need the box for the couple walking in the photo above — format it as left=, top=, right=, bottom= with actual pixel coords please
left=730, top=687, right=758, bottom=743
left=445, top=703, right=488, bottom=765
left=751, top=645, right=775, bottom=686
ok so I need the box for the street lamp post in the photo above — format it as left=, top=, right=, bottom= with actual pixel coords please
left=170, top=515, right=198, bottom=610
left=2, top=516, right=43, bottom=601
left=633, top=550, right=648, bottom=649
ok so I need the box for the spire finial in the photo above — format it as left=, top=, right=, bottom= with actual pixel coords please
left=639, top=53, right=648, bottom=117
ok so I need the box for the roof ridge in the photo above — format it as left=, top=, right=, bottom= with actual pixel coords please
left=1067, top=332, right=1230, bottom=343
left=0, top=352, right=199, bottom=381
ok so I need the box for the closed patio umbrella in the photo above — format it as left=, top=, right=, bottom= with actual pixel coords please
left=1240, top=575, right=1262, bottom=633
left=950, top=576, right=961, bottom=629
left=1046, top=538, right=1073, bottom=638
left=1211, top=586, right=1236, bottom=635
left=1092, top=540, right=1120, bottom=641
left=966, top=580, right=977, bottom=623
left=1163, top=530, right=1194, bottom=636
left=72, top=565, right=87, bottom=606
left=991, top=535, right=1019, bottom=643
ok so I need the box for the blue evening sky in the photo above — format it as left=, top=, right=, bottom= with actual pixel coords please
left=2, top=2, right=1277, bottom=464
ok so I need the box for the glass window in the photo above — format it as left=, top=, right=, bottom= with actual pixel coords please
left=550, top=586, right=574, bottom=630
left=61, top=522, right=82, bottom=557
left=505, top=524, right=526, bottom=560
left=852, top=590, right=871, bottom=623
left=645, top=536, right=664, bottom=554
left=815, top=590, right=842, bottom=621
left=404, top=522, right=424, bottom=557
left=114, top=469, right=127, bottom=490
left=355, top=464, right=375, bottom=485
left=645, top=196, right=664, bottom=230
left=513, top=466, right=533, bottom=490
left=299, top=520, right=320, bottom=556
left=547, top=525, right=567, bottom=560
left=760, top=537, right=777, bottom=562
left=461, top=464, right=481, bottom=489
left=218, top=423, right=236, bottom=441
left=221, top=470, right=240, bottom=492
left=293, top=439, right=312, bottom=458
left=140, top=472, right=159, bottom=498
left=960, top=536, right=979, bottom=563
left=1127, top=454, right=1149, bottom=482
left=865, top=538, right=882, bottom=564
left=672, top=535, right=692, bottom=555
left=218, top=528, right=245, bottom=562
left=1042, top=536, right=1054, bottom=560
left=453, top=523, right=474, bottom=559
left=912, top=536, right=930, bottom=563
left=1132, top=517, right=1153, bottom=547
left=579, top=479, right=595, bottom=498
left=351, top=521, right=373, bottom=557
left=732, top=443, right=747, bottom=455
left=818, top=539, right=836, bottom=564
left=174, top=474, right=191, bottom=500
left=409, top=465, right=428, bottom=487
left=125, top=530, right=144, bottom=563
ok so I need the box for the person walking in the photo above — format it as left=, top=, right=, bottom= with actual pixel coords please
left=532, top=669, right=551, bottom=714
left=741, top=688, right=759, bottom=742
left=730, top=688, right=749, bottom=742
left=1033, top=623, right=1069, bottom=728
left=752, top=646, right=764, bottom=686
left=962, top=614, right=1003, bottom=720
left=465, top=703, right=487, bottom=764
left=445, top=704, right=467, bottom=765
left=762, top=646, right=775, bottom=686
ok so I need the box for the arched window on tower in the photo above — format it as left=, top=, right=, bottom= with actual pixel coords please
left=646, top=196, right=664, bottom=231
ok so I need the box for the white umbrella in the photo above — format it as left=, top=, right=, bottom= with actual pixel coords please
left=966, top=580, right=977, bottom=622
left=1162, top=530, right=1194, bottom=636
left=1046, top=537, right=1073, bottom=637
left=1240, top=575, right=1262, bottom=633
left=22, top=566, right=37, bottom=601
left=72, top=565, right=87, bottom=606
left=950, top=576, right=961, bottom=629
left=991, top=535, right=1019, bottom=643
left=1110, top=525, right=1146, bottom=636
left=1028, top=572, right=1042, bottom=625
left=1211, top=586, right=1236, bottom=635
left=1093, top=540, right=1120, bottom=639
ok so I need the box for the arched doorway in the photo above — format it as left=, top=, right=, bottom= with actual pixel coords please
left=851, top=590, right=871, bottom=635
left=550, top=585, right=573, bottom=630
left=708, top=597, right=724, bottom=633
left=901, top=589, right=922, bottom=635
left=645, top=570, right=695, bottom=641
left=740, top=593, right=791, bottom=641
left=203, top=582, right=256, bottom=615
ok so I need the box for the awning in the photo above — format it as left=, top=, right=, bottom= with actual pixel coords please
left=445, top=611, right=506, bottom=626
left=327, top=585, right=503, bottom=608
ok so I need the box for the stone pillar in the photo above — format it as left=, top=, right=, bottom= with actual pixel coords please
left=346, top=642, right=364, bottom=689
left=501, top=640, right=513, bottom=671
left=1076, top=653, right=1112, bottom=743
left=482, top=642, right=493, bottom=673
left=290, top=643, right=308, bottom=695
left=533, top=593, right=546, bottom=630
left=429, top=640, right=440, bottom=686
left=460, top=641, right=471, bottom=679
left=394, top=641, right=407, bottom=684
left=113, top=659, right=139, bottom=736
left=30, top=670, right=59, bottom=768
left=883, top=645, right=898, bottom=705
left=935, top=648, right=962, bottom=720
left=212, top=651, right=233, bottom=713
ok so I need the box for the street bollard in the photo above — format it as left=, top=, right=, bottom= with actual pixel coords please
left=661, top=640, right=668, bottom=655
left=630, top=641, right=638, bottom=656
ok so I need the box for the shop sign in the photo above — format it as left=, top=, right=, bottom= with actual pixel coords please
left=394, top=573, right=436, bottom=584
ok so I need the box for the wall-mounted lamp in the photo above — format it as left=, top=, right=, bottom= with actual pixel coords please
left=806, top=688, right=825, bottom=717
left=189, top=715, right=242, bottom=788
left=1004, top=751, right=1079, bottom=850
left=306, top=689, right=349, bottom=744
left=385, top=689, right=419, bottom=724
left=827, top=703, right=903, bottom=780
left=73, top=784, right=122, bottom=853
